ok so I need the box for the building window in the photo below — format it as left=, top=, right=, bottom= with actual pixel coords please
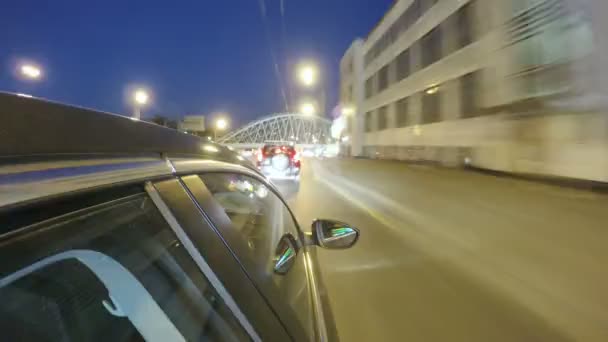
left=421, top=87, right=441, bottom=123
left=365, top=77, right=374, bottom=99
left=362, top=0, right=440, bottom=67
left=377, top=106, right=388, bottom=130
left=456, top=2, right=475, bottom=49
left=395, top=0, right=421, bottom=38
left=364, top=0, right=423, bottom=67
left=395, top=49, right=410, bottom=81
left=396, top=98, right=409, bottom=127
left=443, top=1, right=477, bottom=56
left=378, top=66, right=389, bottom=92
left=365, top=111, right=374, bottom=132
left=421, top=0, right=438, bottom=13
left=421, top=27, right=442, bottom=68
left=461, top=71, right=480, bottom=118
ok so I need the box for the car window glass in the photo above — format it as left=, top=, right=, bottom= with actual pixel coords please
left=199, top=173, right=314, bottom=339
left=0, top=193, right=250, bottom=342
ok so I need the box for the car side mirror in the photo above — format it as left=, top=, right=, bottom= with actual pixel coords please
left=273, top=234, right=298, bottom=275
left=311, top=219, right=359, bottom=249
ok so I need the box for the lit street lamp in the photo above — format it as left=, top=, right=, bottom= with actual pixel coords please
left=214, top=117, right=229, bottom=140
left=20, top=63, right=42, bottom=80
left=132, top=89, right=149, bottom=120
left=295, top=61, right=325, bottom=115
left=342, top=106, right=355, bottom=116
left=297, top=64, right=317, bottom=87
left=216, top=118, right=228, bottom=130
left=300, top=102, right=316, bottom=116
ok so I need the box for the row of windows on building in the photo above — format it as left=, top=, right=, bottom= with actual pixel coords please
left=365, top=1, right=476, bottom=99
left=364, top=70, right=481, bottom=132
left=364, top=0, right=439, bottom=67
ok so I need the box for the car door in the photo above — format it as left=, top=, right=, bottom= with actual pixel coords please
left=181, top=172, right=318, bottom=341
left=149, top=178, right=291, bottom=341
left=0, top=181, right=276, bottom=341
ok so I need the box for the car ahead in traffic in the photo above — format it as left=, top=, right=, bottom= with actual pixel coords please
left=257, top=143, right=301, bottom=182
left=0, top=92, right=359, bottom=342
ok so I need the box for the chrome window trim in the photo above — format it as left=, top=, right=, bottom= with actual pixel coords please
left=0, top=158, right=256, bottom=208
left=171, top=159, right=262, bottom=178
left=0, top=158, right=172, bottom=207
left=145, top=182, right=261, bottom=342
left=0, top=158, right=258, bottom=207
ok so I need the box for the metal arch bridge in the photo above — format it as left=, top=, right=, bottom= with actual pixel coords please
left=218, top=113, right=333, bottom=149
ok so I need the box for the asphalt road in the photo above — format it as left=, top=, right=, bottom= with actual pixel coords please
left=278, top=157, right=608, bottom=341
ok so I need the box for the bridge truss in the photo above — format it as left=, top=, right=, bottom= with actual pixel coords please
left=218, top=113, right=333, bottom=146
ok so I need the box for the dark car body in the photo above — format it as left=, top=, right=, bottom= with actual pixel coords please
left=0, top=93, right=351, bottom=341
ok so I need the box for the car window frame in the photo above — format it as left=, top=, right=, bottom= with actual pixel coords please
left=146, top=181, right=261, bottom=341
left=180, top=170, right=326, bottom=341
left=0, top=185, right=257, bottom=342
left=149, top=177, right=291, bottom=341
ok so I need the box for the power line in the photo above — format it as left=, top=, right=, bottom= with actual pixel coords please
left=257, top=0, right=290, bottom=112
left=279, top=0, right=294, bottom=107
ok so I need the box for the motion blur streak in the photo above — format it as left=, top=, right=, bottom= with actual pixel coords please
left=285, top=158, right=608, bottom=341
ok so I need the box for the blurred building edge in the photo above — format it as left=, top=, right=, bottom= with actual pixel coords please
left=339, top=0, right=608, bottom=182
left=178, top=115, right=206, bottom=135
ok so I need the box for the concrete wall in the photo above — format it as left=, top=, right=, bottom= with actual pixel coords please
left=342, top=0, right=606, bottom=182
left=363, top=111, right=608, bottom=182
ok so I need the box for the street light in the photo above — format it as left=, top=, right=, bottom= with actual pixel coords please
left=295, top=61, right=326, bottom=115
left=134, top=90, right=149, bottom=105
left=214, top=116, right=229, bottom=140
left=20, top=64, right=42, bottom=80
left=342, top=106, right=355, bottom=116
left=297, top=64, right=317, bottom=87
left=216, top=118, right=228, bottom=130
left=425, top=85, right=440, bottom=95
left=300, top=102, right=316, bottom=116
left=132, top=89, right=150, bottom=120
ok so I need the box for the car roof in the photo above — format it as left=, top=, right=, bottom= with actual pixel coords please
left=263, top=143, right=295, bottom=148
left=0, top=92, right=263, bottom=208
left=0, top=92, right=251, bottom=167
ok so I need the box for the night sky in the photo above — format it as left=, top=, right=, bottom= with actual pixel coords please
left=1, top=0, right=391, bottom=126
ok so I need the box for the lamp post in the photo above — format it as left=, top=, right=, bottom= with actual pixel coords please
left=132, top=89, right=149, bottom=120
left=214, top=117, right=229, bottom=140
left=299, top=102, right=316, bottom=116
left=295, top=62, right=325, bottom=115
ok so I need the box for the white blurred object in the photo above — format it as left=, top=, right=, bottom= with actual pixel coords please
left=322, top=144, right=339, bottom=158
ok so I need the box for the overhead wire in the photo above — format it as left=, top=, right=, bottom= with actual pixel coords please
left=279, top=0, right=294, bottom=108
left=257, top=0, right=290, bottom=112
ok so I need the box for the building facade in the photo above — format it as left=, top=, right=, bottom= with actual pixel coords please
left=178, top=115, right=206, bottom=134
left=340, top=0, right=607, bottom=181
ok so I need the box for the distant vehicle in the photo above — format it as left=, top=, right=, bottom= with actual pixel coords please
left=0, top=93, right=360, bottom=342
left=301, top=148, right=315, bottom=158
left=240, top=148, right=255, bottom=157
left=257, top=144, right=301, bottom=182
